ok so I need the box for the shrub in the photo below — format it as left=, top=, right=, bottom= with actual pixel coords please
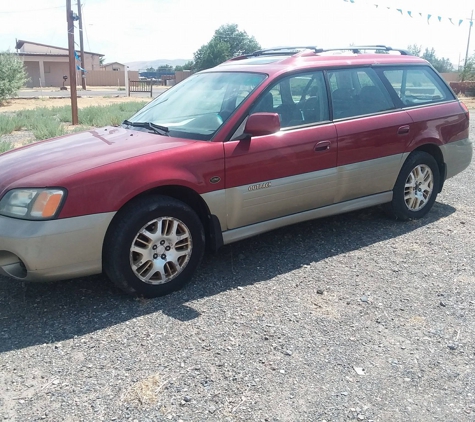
left=0, top=51, right=28, bottom=104
left=449, top=81, right=475, bottom=96
left=0, top=141, right=13, bottom=154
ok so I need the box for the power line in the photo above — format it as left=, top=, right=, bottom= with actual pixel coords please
left=0, top=5, right=64, bottom=14
left=80, top=1, right=92, bottom=53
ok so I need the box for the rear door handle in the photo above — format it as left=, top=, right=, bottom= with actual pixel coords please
left=398, top=125, right=410, bottom=135
left=314, top=141, right=331, bottom=151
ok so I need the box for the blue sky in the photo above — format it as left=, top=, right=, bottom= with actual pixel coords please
left=0, top=0, right=473, bottom=67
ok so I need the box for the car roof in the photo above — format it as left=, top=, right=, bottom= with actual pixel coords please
left=209, top=45, right=429, bottom=75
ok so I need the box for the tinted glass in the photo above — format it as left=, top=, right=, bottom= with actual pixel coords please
left=250, top=71, right=329, bottom=128
left=382, top=66, right=453, bottom=106
left=328, top=67, right=395, bottom=119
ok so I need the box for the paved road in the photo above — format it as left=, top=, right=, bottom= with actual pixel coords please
left=17, top=87, right=168, bottom=99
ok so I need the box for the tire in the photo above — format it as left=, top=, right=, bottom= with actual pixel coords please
left=103, top=195, right=205, bottom=298
left=385, top=151, right=440, bottom=221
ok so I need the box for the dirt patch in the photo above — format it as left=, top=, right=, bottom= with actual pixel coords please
left=0, top=131, right=36, bottom=148
left=0, top=96, right=150, bottom=113
left=460, top=96, right=475, bottom=109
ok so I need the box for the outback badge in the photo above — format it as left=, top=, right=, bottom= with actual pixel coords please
left=248, top=182, right=271, bottom=191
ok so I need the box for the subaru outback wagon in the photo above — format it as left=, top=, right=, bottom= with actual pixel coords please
left=0, top=45, right=471, bottom=297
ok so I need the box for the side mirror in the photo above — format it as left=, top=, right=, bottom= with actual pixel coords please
left=244, top=113, right=280, bottom=137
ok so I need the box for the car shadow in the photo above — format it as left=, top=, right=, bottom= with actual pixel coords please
left=0, top=202, right=456, bottom=353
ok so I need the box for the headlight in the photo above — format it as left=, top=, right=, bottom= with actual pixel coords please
left=0, top=188, right=66, bottom=220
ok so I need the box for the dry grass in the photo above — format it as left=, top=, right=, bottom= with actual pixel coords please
left=122, top=374, right=168, bottom=407
left=461, top=97, right=475, bottom=109
left=0, top=96, right=151, bottom=113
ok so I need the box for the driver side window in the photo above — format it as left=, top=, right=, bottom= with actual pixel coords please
left=250, top=71, right=329, bottom=129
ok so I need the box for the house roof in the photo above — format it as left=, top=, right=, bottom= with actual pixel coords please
left=102, top=62, right=124, bottom=66
left=15, top=39, right=104, bottom=56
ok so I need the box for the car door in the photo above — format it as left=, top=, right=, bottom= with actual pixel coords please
left=223, top=70, right=338, bottom=230
left=328, top=67, right=413, bottom=203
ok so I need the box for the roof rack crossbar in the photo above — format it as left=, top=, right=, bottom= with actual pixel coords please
left=252, top=46, right=317, bottom=55
left=315, top=45, right=410, bottom=55
left=227, top=45, right=411, bottom=62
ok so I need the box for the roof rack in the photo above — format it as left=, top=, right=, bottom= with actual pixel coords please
left=314, top=45, right=410, bottom=55
left=229, top=45, right=410, bottom=61
left=251, top=46, right=318, bottom=55
left=228, top=46, right=318, bottom=61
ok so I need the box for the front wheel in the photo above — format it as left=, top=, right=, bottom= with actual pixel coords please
left=385, top=151, right=440, bottom=221
left=103, top=195, right=205, bottom=297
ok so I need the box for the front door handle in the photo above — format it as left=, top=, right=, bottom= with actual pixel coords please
left=314, top=141, right=331, bottom=151
left=398, top=125, right=410, bottom=135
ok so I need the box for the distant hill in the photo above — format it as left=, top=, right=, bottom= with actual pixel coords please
left=124, top=59, right=191, bottom=71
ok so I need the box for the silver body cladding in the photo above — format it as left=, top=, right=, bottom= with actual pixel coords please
left=203, top=138, right=472, bottom=244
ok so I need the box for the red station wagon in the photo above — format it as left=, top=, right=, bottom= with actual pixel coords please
left=0, top=45, right=472, bottom=297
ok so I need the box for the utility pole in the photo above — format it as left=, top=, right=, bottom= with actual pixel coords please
left=77, top=0, right=86, bottom=90
left=66, top=0, right=79, bottom=124
left=462, top=10, right=473, bottom=82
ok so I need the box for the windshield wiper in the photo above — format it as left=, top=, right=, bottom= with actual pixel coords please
left=123, top=120, right=169, bottom=136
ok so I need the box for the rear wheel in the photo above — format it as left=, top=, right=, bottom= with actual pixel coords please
left=103, top=195, right=205, bottom=297
left=386, top=151, right=440, bottom=221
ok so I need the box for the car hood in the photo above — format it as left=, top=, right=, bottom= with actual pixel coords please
left=0, top=126, right=194, bottom=192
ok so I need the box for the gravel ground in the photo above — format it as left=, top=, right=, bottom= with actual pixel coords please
left=1, top=121, right=474, bottom=422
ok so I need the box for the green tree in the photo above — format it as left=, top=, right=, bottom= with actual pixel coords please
left=0, top=51, right=28, bottom=104
left=175, top=61, right=194, bottom=72
left=193, top=24, right=261, bottom=71
left=182, top=60, right=194, bottom=71
left=407, top=44, right=422, bottom=57
left=461, top=54, right=475, bottom=81
left=157, top=64, right=173, bottom=70
left=421, top=48, right=453, bottom=73
left=406, top=45, right=454, bottom=73
left=146, top=67, right=156, bottom=72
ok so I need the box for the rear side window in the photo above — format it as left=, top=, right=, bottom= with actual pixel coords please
left=327, top=67, right=395, bottom=119
left=382, top=67, right=453, bottom=106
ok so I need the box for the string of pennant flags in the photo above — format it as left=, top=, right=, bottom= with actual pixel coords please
left=343, top=0, right=473, bottom=26
left=74, top=50, right=86, bottom=72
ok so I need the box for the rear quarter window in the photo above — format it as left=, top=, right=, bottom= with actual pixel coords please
left=381, top=66, right=454, bottom=107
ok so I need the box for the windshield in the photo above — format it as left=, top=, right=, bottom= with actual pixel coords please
left=127, top=72, right=267, bottom=140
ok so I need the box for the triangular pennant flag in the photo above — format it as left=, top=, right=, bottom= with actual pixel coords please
left=427, top=14, right=431, bottom=23
left=407, top=11, right=412, bottom=17
left=458, top=19, right=463, bottom=26
left=74, top=51, right=80, bottom=61
left=419, top=12, right=423, bottom=17
left=374, top=4, right=378, bottom=7
left=396, top=8, right=403, bottom=15
left=449, top=18, right=454, bottom=25
left=471, top=21, right=474, bottom=27
left=76, top=65, right=86, bottom=72
left=438, top=16, right=442, bottom=22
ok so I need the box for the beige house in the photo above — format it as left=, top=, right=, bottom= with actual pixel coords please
left=15, top=40, right=103, bottom=88
left=101, top=62, right=125, bottom=72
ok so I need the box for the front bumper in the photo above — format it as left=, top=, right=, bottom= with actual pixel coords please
left=0, top=212, right=115, bottom=281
